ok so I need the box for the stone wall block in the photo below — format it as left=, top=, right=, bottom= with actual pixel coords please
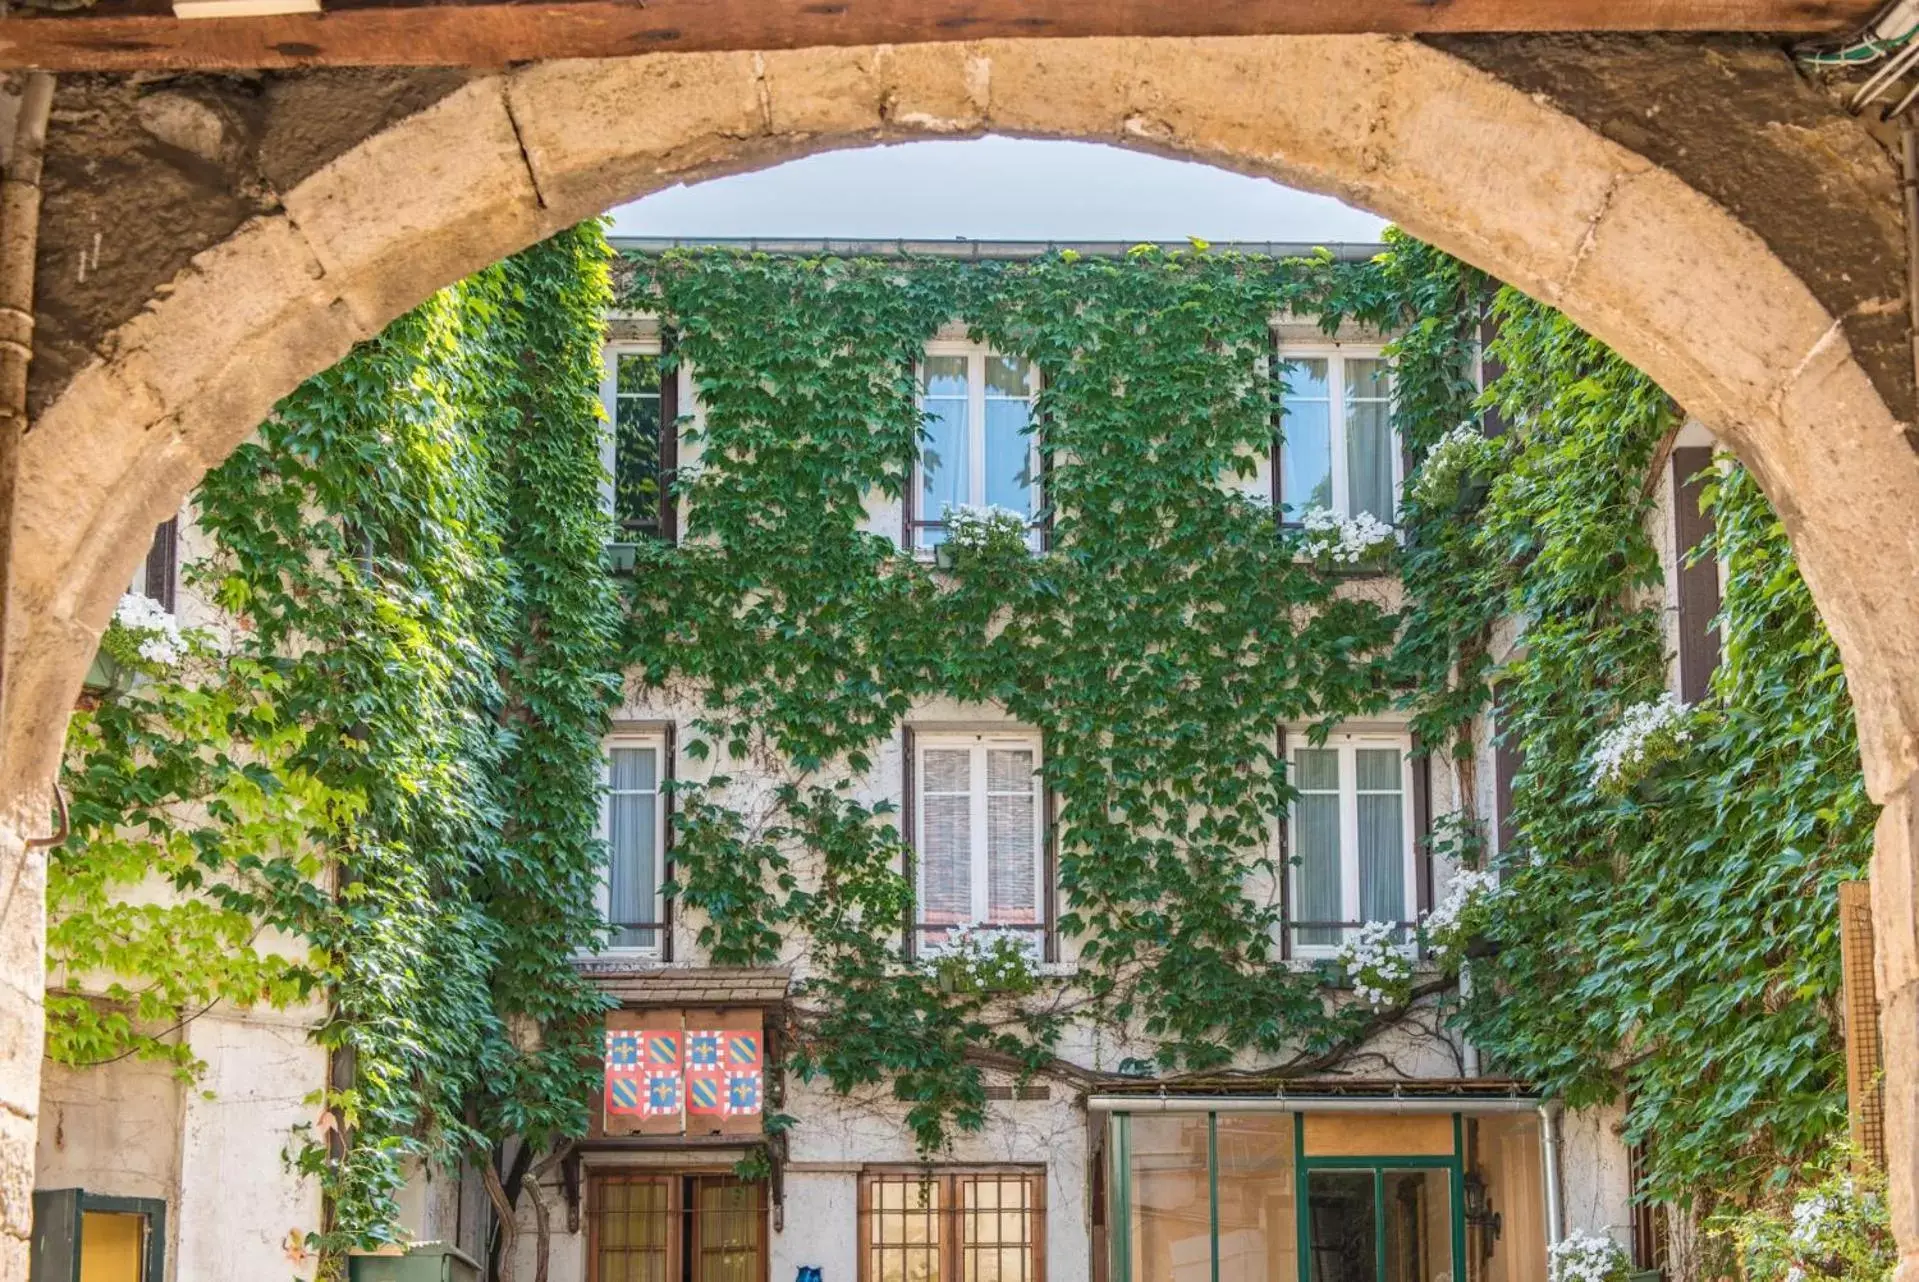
left=99, top=216, right=360, bottom=430
left=281, top=78, right=551, bottom=337
left=874, top=42, right=990, bottom=133
left=505, top=54, right=767, bottom=224
left=1883, top=982, right=1919, bottom=1246
left=759, top=46, right=888, bottom=138
left=1560, top=167, right=1836, bottom=432
left=1877, top=782, right=1919, bottom=996
left=1777, top=327, right=1919, bottom=800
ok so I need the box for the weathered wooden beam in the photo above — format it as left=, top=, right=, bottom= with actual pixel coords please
left=0, top=0, right=1882, bottom=72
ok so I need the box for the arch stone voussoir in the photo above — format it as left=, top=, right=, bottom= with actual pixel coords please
left=6, top=36, right=1919, bottom=1278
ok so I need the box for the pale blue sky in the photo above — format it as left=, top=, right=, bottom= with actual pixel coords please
left=607, top=136, right=1389, bottom=244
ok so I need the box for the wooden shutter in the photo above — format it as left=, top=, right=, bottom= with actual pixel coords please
left=1671, top=446, right=1720, bottom=705
left=1411, top=735, right=1433, bottom=918
left=1839, top=881, right=1887, bottom=1168
left=1478, top=294, right=1506, bottom=438
left=660, top=332, right=680, bottom=544
left=1268, top=328, right=1284, bottom=519
left=1277, top=725, right=1292, bottom=961
left=600, top=1009, right=670, bottom=1138
left=661, top=722, right=676, bottom=963
left=143, top=516, right=178, bottom=612
left=1493, top=691, right=1521, bottom=858
left=683, top=1009, right=764, bottom=1138
left=1043, top=785, right=1059, bottom=963
left=901, top=724, right=917, bottom=957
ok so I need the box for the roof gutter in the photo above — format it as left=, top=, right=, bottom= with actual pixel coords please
left=1085, top=1093, right=1542, bottom=1114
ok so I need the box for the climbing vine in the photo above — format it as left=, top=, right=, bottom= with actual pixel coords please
left=53, top=223, right=1874, bottom=1250
left=52, top=223, right=623, bottom=1263
left=1393, top=288, right=1876, bottom=1205
left=624, top=239, right=1874, bottom=1206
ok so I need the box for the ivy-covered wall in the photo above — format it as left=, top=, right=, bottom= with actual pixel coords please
left=52, top=223, right=624, bottom=1265
left=620, top=240, right=1873, bottom=1208
left=49, top=227, right=1873, bottom=1260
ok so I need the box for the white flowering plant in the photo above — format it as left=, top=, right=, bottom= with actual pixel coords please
left=1331, top=920, right=1414, bottom=1008
left=921, top=924, right=1041, bottom=996
left=1587, top=694, right=1696, bottom=796
left=1711, top=1145, right=1893, bottom=1282
left=1549, top=1231, right=1631, bottom=1282
left=94, top=592, right=214, bottom=688
left=940, top=504, right=1032, bottom=563
left=1422, top=867, right=1503, bottom=964
left=1296, top=507, right=1398, bottom=568
left=1410, top=423, right=1504, bottom=510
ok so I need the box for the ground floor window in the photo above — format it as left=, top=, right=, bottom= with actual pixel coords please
left=30, top=1189, right=166, bottom=1282
left=859, top=1167, right=1046, bottom=1282
left=1105, top=1110, right=1546, bottom=1282
left=587, top=1172, right=765, bottom=1282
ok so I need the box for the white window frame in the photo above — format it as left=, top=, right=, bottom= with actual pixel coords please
left=912, top=340, right=1043, bottom=552
left=1273, top=341, right=1399, bottom=525
left=1284, top=728, right=1418, bottom=958
left=598, top=732, right=668, bottom=956
left=600, top=336, right=666, bottom=536
left=912, top=730, right=1046, bottom=932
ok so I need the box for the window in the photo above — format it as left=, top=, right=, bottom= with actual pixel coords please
left=1274, top=346, right=1397, bottom=525
left=913, top=732, right=1045, bottom=954
left=601, top=341, right=676, bottom=541
left=587, top=1173, right=766, bottom=1282
left=30, top=1190, right=166, bottom=1282
left=1287, top=732, right=1416, bottom=953
left=601, top=735, right=668, bottom=952
left=130, top=517, right=178, bottom=612
left=911, top=343, right=1041, bottom=549
left=860, top=1169, right=1046, bottom=1282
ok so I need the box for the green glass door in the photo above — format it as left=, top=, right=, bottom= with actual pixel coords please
left=1304, top=1168, right=1456, bottom=1282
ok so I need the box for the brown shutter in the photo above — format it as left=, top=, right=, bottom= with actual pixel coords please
left=901, top=724, right=917, bottom=958
left=1671, top=446, right=1720, bottom=706
left=1043, top=783, right=1059, bottom=963
left=1493, top=692, right=1521, bottom=858
left=144, top=516, right=178, bottom=612
left=1411, top=735, right=1433, bottom=918
left=1478, top=294, right=1507, bottom=438
left=662, top=722, right=676, bottom=963
left=1268, top=327, right=1284, bottom=520
left=1277, top=725, right=1292, bottom=961
left=660, top=332, right=680, bottom=544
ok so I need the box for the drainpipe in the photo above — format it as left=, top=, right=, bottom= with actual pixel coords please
left=1538, top=1101, right=1566, bottom=1248
left=1460, top=961, right=1482, bottom=1078
left=0, top=71, right=55, bottom=733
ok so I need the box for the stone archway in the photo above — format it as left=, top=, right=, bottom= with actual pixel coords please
left=5, top=34, right=1919, bottom=1276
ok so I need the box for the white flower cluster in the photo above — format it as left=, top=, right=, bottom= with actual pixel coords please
left=1788, top=1183, right=1856, bottom=1251
left=942, top=503, right=1030, bottom=555
left=1334, top=920, right=1413, bottom=1007
left=1549, top=1231, right=1630, bottom=1282
left=1410, top=422, right=1497, bottom=508
left=1423, top=868, right=1502, bottom=959
left=1298, top=507, right=1397, bottom=566
left=921, top=923, right=1041, bottom=969
left=1587, top=694, right=1691, bottom=791
left=112, top=591, right=188, bottom=668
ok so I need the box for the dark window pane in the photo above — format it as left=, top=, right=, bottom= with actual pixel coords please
left=615, top=352, right=663, bottom=536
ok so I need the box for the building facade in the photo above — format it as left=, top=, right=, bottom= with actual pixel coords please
left=30, top=241, right=1734, bottom=1282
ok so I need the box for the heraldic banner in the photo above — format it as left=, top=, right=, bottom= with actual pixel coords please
left=602, top=1008, right=764, bottom=1138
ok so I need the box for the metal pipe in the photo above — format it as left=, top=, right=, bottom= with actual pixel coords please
left=1460, top=961, right=1483, bottom=1078
left=1085, top=1093, right=1541, bottom=1115
left=1538, top=1101, right=1566, bottom=1248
